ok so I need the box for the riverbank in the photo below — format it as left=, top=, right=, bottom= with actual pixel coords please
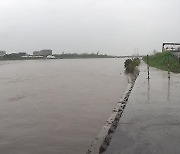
left=0, top=53, right=115, bottom=61
left=143, top=52, right=180, bottom=73
left=106, top=62, right=180, bottom=154
left=87, top=66, right=139, bottom=154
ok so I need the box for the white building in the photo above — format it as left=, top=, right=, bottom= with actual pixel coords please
left=46, top=55, right=56, bottom=59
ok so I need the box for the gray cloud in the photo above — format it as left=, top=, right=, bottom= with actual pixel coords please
left=0, top=0, right=180, bottom=55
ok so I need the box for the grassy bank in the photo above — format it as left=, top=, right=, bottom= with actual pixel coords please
left=143, top=52, right=180, bottom=73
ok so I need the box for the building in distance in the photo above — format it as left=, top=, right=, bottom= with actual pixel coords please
left=18, top=52, right=28, bottom=57
left=33, top=49, right=52, bottom=57
left=0, top=50, right=6, bottom=57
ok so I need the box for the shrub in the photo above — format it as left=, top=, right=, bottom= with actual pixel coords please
left=124, top=59, right=132, bottom=68
left=124, top=58, right=140, bottom=73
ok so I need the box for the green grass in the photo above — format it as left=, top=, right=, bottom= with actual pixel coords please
left=143, top=52, right=180, bottom=73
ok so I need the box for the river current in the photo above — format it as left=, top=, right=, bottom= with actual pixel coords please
left=0, top=58, right=127, bottom=154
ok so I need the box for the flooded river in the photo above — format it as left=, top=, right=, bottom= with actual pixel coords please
left=0, top=58, right=127, bottom=154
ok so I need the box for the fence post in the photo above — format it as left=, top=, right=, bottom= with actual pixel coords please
left=147, top=54, right=150, bottom=80
left=168, top=54, right=170, bottom=79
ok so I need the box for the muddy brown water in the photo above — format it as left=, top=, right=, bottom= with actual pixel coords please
left=0, top=58, right=127, bottom=154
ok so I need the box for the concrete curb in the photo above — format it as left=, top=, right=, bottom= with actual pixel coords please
left=87, top=68, right=139, bottom=154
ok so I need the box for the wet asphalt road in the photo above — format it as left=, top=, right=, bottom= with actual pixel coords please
left=106, top=62, right=180, bottom=154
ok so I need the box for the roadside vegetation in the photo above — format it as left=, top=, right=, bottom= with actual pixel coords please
left=143, top=51, right=180, bottom=73
left=124, top=58, right=140, bottom=73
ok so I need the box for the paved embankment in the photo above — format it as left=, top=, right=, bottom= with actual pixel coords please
left=87, top=68, right=139, bottom=154
left=106, top=62, right=180, bottom=154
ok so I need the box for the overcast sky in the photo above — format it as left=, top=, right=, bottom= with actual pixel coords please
left=0, top=0, right=180, bottom=55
